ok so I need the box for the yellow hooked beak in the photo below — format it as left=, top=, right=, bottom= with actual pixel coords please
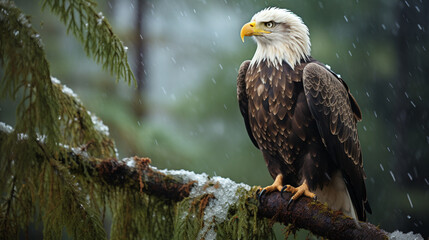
left=240, top=21, right=271, bottom=42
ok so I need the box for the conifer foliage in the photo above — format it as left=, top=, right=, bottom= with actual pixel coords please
left=0, top=0, right=132, bottom=239
left=42, top=0, right=135, bottom=84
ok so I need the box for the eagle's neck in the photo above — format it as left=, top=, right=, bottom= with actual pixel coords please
left=251, top=41, right=310, bottom=70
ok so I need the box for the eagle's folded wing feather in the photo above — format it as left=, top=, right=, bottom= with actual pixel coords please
left=303, top=63, right=371, bottom=221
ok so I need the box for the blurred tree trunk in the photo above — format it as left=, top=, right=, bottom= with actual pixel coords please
left=394, top=0, right=411, bottom=177
left=394, top=0, right=429, bottom=185
left=132, top=0, right=148, bottom=118
left=393, top=0, right=429, bottom=235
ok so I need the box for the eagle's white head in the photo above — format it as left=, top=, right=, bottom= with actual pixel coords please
left=241, top=7, right=311, bottom=69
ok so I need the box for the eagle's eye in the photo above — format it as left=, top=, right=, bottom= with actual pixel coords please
left=264, top=21, right=276, bottom=28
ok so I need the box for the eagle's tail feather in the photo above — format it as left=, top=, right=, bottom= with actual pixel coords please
left=314, top=171, right=358, bottom=220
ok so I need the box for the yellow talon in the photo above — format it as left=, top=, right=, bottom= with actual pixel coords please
left=260, top=174, right=284, bottom=193
left=257, top=174, right=284, bottom=202
left=283, top=180, right=316, bottom=200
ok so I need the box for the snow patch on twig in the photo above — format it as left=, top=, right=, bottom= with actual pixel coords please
left=0, top=122, right=13, bottom=134
left=51, top=76, right=80, bottom=101
left=389, top=230, right=423, bottom=240
left=87, top=111, right=110, bottom=136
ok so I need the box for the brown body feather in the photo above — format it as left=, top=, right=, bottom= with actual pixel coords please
left=237, top=58, right=371, bottom=221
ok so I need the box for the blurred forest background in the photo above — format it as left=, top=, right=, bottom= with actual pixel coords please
left=1, top=0, right=428, bottom=238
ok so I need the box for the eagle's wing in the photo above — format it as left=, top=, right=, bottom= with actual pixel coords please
left=302, top=62, right=371, bottom=221
left=237, top=60, right=259, bottom=148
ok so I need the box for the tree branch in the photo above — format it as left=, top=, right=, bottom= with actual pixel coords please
left=258, top=191, right=387, bottom=240
left=0, top=128, right=390, bottom=239
left=64, top=152, right=389, bottom=239
left=93, top=157, right=194, bottom=201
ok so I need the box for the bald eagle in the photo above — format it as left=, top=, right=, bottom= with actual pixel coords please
left=238, top=7, right=371, bottom=221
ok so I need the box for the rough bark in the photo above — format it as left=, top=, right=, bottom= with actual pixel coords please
left=258, top=192, right=387, bottom=240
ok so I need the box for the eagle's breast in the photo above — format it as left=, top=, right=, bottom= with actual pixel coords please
left=246, top=60, right=312, bottom=164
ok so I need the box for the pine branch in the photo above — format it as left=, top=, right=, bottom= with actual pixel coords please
left=0, top=2, right=117, bottom=160
left=0, top=128, right=390, bottom=240
left=42, top=0, right=136, bottom=85
left=0, top=1, right=60, bottom=147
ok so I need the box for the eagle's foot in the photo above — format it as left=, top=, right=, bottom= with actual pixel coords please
left=280, top=180, right=316, bottom=209
left=257, top=174, right=283, bottom=202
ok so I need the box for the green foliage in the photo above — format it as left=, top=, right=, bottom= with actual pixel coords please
left=217, top=187, right=275, bottom=240
left=0, top=0, right=60, bottom=152
left=173, top=193, right=210, bottom=239
left=0, top=134, right=108, bottom=240
left=39, top=159, right=106, bottom=240
left=0, top=0, right=133, bottom=239
left=110, top=190, right=175, bottom=240
left=0, top=0, right=119, bottom=163
left=51, top=80, right=117, bottom=158
left=42, top=0, right=135, bottom=85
